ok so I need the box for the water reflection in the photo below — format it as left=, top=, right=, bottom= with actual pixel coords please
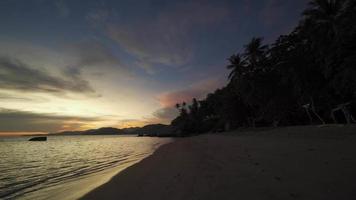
left=0, top=136, right=171, bottom=199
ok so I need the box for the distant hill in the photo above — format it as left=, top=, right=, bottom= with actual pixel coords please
left=121, top=127, right=141, bottom=134
left=50, top=127, right=126, bottom=135
left=85, top=127, right=126, bottom=135
left=50, top=124, right=176, bottom=137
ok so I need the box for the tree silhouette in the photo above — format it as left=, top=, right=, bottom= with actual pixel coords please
left=227, top=54, right=246, bottom=81
left=171, top=0, right=356, bottom=135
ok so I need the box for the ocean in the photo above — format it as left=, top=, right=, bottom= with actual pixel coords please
left=0, top=135, right=171, bottom=200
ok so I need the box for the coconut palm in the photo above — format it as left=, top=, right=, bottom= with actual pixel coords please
left=303, top=0, right=346, bottom=39
left=243, top=37, right=268, bottom=69
left=226, top=54, right=246, bottom=81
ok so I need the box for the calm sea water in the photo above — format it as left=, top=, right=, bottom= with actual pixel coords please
left=0, top=135, right=171, bottom=200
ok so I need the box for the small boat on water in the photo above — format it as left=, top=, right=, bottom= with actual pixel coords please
left=29, top=136, right=47, bottom=141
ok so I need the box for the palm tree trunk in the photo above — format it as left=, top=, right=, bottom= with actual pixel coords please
left=310, top=98, right=325, bottom=124
left=331, top=110, right=337, bottom=123
left=351, top=115, right=356, bottom=123
left=342, top=107, right=351, bottom=124
left=304, top=107, right=313, bottom=124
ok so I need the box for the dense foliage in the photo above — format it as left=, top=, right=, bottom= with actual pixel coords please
left=171, top=0, right=356, bottom=136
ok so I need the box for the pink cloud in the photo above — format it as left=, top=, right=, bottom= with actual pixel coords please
left=157, top=78, right=224, bottom=107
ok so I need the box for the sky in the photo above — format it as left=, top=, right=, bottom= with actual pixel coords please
left=0, top=0, right=308, bottom=134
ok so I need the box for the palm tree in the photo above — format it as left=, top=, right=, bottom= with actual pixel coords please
left=227, top=54, right=246, bottom=81
left=302, top=0, right=350, bottom=111
left=243, top=37, right=268, bottom=69
left=303, top=0, right=346, bottom=39
left=226, top=37, right=269, bottom=127
left=182, top=102, right=186, bottom=108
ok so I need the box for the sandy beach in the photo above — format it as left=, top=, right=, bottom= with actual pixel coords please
left=82, top=125, right=356, bottom=200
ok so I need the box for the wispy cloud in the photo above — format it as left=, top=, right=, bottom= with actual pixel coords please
left=0, top=108, right=103, bottom=132
left=86, top=9, right=110, bottom=27
left=0, top=56, right=96, bottom=96
left=54, top=0, right=70, bottom=18
left=69, top=39, right=123, bottom=69
left=0, top=92, right=46, bottom=102
left=106, top=1, right=229, bottom=72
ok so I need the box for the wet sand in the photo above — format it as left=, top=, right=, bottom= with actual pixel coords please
left=82, top=125, right=356, bottom=200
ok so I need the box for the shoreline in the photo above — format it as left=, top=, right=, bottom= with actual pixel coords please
left=82, top=125, right=356, bottom=200
left=0, top=136, right=172, bottom=200
left=66, top=138, right=172, bottom=200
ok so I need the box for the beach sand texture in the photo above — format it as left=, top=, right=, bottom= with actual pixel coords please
left=82, top=125, right=356, bottom=200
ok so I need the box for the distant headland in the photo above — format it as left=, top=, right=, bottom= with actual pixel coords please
left=49, top=124, right=175, bottom=137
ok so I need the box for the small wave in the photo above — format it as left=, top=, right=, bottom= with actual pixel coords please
left=0, top=136, right=171, bottom=200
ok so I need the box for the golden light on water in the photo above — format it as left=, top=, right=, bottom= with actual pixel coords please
left=0, top=132, right=47, bottom=136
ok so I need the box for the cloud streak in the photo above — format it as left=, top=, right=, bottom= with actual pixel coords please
left=69, top=40, right=123, bottom=69
left=54, top=0, right=70, bottom=18
left=107, top=1, right=229, bottom=71
left=0, top=108, right=103, bottom=132
left=0, top=92, right=46, bottom=102
left=0, top=56, right=96, bottom=95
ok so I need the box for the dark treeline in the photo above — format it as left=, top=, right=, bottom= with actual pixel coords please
left=171, top=0, right=356, bottom=136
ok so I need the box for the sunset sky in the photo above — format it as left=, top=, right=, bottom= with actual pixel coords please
left=0, top=0, right=308, bottom=134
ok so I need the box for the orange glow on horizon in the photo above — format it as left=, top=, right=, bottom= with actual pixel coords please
left=0, top=132, right=47, bottom=136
